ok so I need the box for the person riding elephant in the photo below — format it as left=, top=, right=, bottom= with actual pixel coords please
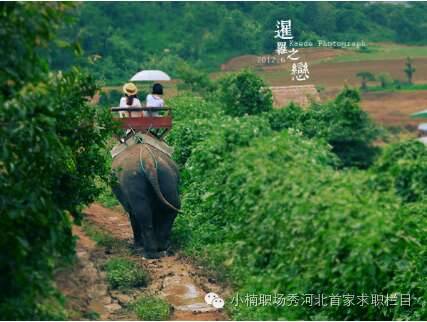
left=111, top=135, right=180, bottom=259
left=119, top=82, right=142, bottom=118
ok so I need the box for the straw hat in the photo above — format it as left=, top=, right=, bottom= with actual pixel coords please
left=123, top=82, right=138, bottom=96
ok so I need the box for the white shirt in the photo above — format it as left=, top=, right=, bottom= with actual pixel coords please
left=145, top=94, right=164, bottom=117
left=119, top=97, right=142, bottom=117
left=146, top=94, right=164, bottom=107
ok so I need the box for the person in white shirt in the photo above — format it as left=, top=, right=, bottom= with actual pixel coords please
left=145, top=83, right=164, bottom=117
left=119, top=82, right=142, bottom=118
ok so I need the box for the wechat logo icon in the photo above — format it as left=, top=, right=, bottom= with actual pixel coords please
left=204, top=292, right=225, bottom=309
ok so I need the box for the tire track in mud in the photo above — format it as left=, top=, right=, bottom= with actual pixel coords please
left=83, top=203, right=229, bottom=321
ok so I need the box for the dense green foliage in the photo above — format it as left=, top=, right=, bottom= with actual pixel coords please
left=131, top=295, right=171, bottom=320
left=167, top=91, right=426, bottom=320
left=0, top=3, right=70, bottom=97
left=104, top=258, right=147, bottom=289
left=51, top=2, right=427, bottom=83
left=356, top=71, right=376, bottom=90
left=176, top=63, right=217, bottom=95
left=4, top=3, right=426, bottom=320
left=372, top=140, right=427, bottom=203
left=265, top=87, right=379, bottom=168
left=0, top=3, right=115, bottom=319
left=218, top=69, right=273, bottom=116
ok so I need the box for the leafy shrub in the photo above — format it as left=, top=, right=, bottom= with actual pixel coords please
left=372, top=140, right=427, bottom=202
left=377, top=72, right=394, bottom=88
left=300, top=87, right=379, bottom=168
left=263, top=102, right=304, bottom=131
left=264, top=87, right=379, bottom=168
left=131, top=295, right=170, bottom=320
left=169, top=94, right=223, bottom=122
left=181, top=113, right=273, bottom=188
left=167, top=94, right=273, bottom=171
left=218, top=69, right=273, bottom=116
left=96, top=177, right=120, bottom=208
left=176, top=63, right=216, bottom=95
left=167, top=87, right=426, bottom=320
left=104, top=258, right=147, bottom=289
left=166, top=95, right=224, bottom=167
left=98, top=88, right=123, bottom=107
left=0, top=70, right=115, bottom=318
left=174, top=131, right=426, bottom=320
left=0, top=4, right=115, bottom=318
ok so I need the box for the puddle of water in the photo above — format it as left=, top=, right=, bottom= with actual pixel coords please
left=174, top=303, right=217, bottom=313
left=163, top=279, right=215, bottom=312
left=84, top=204, right=228, bottom=319
left=184, top=284, right=198, bottom=299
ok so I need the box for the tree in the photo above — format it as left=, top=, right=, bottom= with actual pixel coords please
left=303, top=2, right=337, bottom=36
left=377, top=72, right=393, bottom=88
left=176, top=63, right=216, bottom=95
left=404, top=57, right=416, bottom=84
left=218, top=69, right=273, bottom=116
left=356, top=71, right=375, bottom=90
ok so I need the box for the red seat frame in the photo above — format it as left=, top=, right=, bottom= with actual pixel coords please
left=111, top=107, right=173, bottom=138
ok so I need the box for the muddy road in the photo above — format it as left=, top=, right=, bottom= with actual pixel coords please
left=55, top=203, right=229, bottom=320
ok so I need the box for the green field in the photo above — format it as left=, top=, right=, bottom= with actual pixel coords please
left=329, top=43, right=427, bottom=63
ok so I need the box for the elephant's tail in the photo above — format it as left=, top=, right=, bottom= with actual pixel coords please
left=139, top=144, right=181, bottom=213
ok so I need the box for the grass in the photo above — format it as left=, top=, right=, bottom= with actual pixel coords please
left=95, top=177, right=120, bottom=209
left=104, top=258, right=147, bottom=290
left=366, top=83, right=427, bottom=92
left=330, top=43, right=427, bottom=63
left=131, top=295, right=171, bottom=320
left=97, top=188, right=119, bottom=209
left=82, top=311, right=100, bottom=320
left=81, top=219, right=129, bottom=254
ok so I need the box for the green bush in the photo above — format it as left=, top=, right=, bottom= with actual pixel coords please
left=104, top=258, right=147, bottom=289
left=0, top=4, right=115, bottom=318
left=131, top=295, right=170, bottom=320
left=166, top=76, right=425, bottom=321
left=166, top=94, right=224, bottom=167
left=300, top=87, right=379, bottom=169
left=96, top=177, right=120, bottom=208
left=98, top=89, right=123, bottom=107
left=263, top=102, right=304, bottom=131
left=264, top=87, right=379, bottom=168
left=176, top=63, right=216, bottom=95
left=372, top=140, right=427, bottom=202
left=174, top=131, right=426, bottom=320
left=218, top=69, right=273, bottom=116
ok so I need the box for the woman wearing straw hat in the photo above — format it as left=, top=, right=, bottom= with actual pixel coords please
left=119, top=82, right=142, bottom=118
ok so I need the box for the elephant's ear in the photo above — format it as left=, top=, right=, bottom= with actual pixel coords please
left=139, top=145, right=181, bottom=213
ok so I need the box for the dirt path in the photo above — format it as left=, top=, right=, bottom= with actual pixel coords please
left=55, top=226, right=133, bottom=320
left=80, top=203, right=229, bottom=321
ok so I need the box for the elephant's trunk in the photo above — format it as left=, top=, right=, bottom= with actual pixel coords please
left=140, top=145, right=181, bottom=213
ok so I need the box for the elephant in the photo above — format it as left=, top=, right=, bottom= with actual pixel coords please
left=111, top=134, right=180, bottom=259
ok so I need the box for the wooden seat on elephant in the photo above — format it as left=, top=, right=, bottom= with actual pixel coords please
left=111, top=107, right=173, bottom=139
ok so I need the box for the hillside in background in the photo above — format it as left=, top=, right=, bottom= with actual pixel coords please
left=52, top=1, right=427, bottom=84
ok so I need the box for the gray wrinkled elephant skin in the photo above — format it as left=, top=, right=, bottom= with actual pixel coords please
left=111, top=139, right=180, bottom=259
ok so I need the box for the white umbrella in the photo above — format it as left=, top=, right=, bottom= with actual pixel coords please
left=130, top=70, right=171, bottom=81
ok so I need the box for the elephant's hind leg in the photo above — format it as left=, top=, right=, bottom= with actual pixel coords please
left=113, top=184, right=143, bottom=246
left=130, top=200, right=159, bottom=259
left=129, top=211, right=143, bottom=247
left=156, top=210, right=177, bottom=252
